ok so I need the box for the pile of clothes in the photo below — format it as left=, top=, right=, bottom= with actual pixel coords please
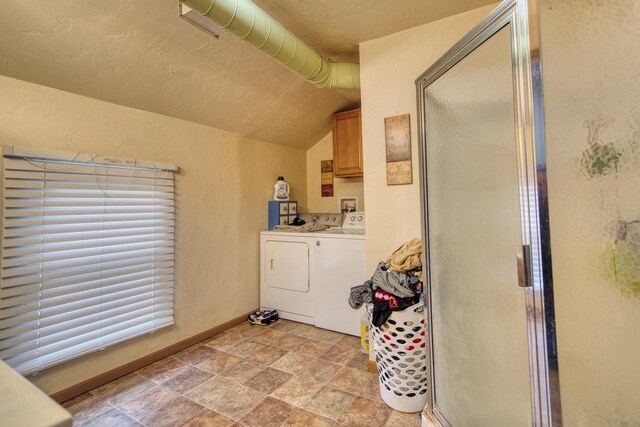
left=348, top=238, right=424, bottom=327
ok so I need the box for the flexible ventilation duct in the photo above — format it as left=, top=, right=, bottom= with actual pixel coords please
left=182, top=0, right=360, bottom=90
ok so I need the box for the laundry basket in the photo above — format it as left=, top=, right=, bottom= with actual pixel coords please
left=369, top=303, right=428, bottom=413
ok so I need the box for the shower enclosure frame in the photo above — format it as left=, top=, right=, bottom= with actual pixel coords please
left=416, top=0, right=561, bottom=425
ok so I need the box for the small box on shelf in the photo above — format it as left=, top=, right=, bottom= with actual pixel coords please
left=268, top=200, right=297, bottom=230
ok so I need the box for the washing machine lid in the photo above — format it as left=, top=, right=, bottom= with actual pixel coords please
left=261, top=228, right=365, bottom=239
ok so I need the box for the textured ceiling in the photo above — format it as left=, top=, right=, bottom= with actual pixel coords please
left=0, top=0, right=496, bottom=149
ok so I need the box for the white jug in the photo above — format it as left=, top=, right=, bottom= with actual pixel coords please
left=273, top=176, right=289, bottom=200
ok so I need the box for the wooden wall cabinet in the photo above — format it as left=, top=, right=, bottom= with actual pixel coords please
left=332, top=109, right=363, bottom=178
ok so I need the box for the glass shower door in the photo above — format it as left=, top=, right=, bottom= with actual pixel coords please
left=422, top=24, right=533, bottom=426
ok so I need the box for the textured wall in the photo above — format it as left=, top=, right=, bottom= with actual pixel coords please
left=541, top=0, right=640, bottom=425
left=359, top=5, right=496, bottom=273
left=306, top=132, right=365, bottom=213
left=0, top=75, right=307, bottom=394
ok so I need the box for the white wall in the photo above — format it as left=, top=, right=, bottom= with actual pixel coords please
left=306, top=132, right=365, bottom=213
left=0, top=75, right=307, bottom=394
left=541, top=0, right=640, bottom=425
left=359, top=4, right=496, bottom=273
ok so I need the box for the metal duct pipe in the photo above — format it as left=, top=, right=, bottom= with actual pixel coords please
left=182, top=0, right=360, bottom=90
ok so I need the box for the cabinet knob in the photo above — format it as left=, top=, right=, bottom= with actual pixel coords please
left=316, top=241, right=321, bottom=247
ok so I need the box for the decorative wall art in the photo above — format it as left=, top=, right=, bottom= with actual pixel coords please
left=384, top=114, right=413, bottom=185
left=321, top=159, right=334, bottom=197
left=339, top=196, right=358, bottom=213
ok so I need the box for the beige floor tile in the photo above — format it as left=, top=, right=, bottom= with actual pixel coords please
left=345, top=352, right=369, bottom=371
left=210, top=384, right=266, bottom=421
left=172, top=343, right=205, bottom=359
left=273, top=334, right=309, bottom=351
left=267, top=319, right=302, bottom=332
left=116, top=386, right=179, bottom=421
left=337, top=396, right=392, bottom=427
left=319, top=345, right=359, bottom=365
left=135, top=357, right=191, bottom=384
left=181, top=408, right=235, bottom=426
left=252, top=329, right=288, bottom=346
left=63, top=393, right=112, bottom=426
left=161, top=367, right=214, bottom=394
left=384, top=410, right=422, bottom=427
left=176, top=345, right=219, bottom=366
left=247, top=345, right=288, bottom=365
left=204, top=332, right=239, bottom=352
left=197, top=350, right=243, bottom=375
left=220, top=359, right=267, bottom=383
left=336, top=335, right=362, bottom=350
left=184, top=377, right=236, bottom=409
left=269, top=351, right=313, bottom=374
left=359, top=375, right=383, bottom=402
left=90, top=373, right=155, bottom=406
left=226, top=322, right=263, bottom=339
left=292, top=339, right=332, bottom=357
left=297, top=359, right=342, bottom=384
left=240, top=396, right=297, bottom=427
left=223, top=340, right=265, bottom=359
left=290, top=324, right=344, bottom=344
left=84, top=408, right=142, bottom=427
left=138, top=395, right=203, bottom=427
left=302, top=386, right=356, bottom=421
left=270, top=375, right=324, bottom=407
left=282, top=409, right=334, bottom=427
left=329, top=366, right=374, bottom=394
left=244, top=367, right=291, bottom=394
left=77, top=324, right=395, bottom=427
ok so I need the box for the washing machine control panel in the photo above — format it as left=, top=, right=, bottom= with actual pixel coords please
left=298, top=213, right=341, bottom=227
left=342, top=211, right=365, bottom=231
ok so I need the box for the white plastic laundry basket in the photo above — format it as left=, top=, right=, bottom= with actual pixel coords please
left=369, top=303, right=428, bottom=413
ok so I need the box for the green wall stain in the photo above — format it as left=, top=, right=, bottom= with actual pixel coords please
left=581, top=120, right=621, bottom=179
left=605, top=219, right=640, bottom=297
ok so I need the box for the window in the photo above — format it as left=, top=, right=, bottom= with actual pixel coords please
left=0, top=145, right=177, bottom=374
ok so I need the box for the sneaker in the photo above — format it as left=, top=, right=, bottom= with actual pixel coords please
left=248, top=309, right=279, bottom=326
left=264, top=309, right=279, bottom=322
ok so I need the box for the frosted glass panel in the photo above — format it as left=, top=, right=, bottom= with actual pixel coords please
left=541, top=1, right=640, bottom=425
left=424, top=24, right=532, bottom=426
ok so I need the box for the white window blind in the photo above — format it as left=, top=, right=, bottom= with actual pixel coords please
left=0, top=145, right=177, bottom=375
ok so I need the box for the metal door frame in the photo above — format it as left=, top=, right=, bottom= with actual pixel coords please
left=416, top=0, right=562, bottom=425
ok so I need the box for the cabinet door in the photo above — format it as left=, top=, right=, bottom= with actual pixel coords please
left=333, top=109, right=363, bottom=177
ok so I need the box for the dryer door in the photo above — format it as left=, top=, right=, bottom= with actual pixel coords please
left=265, top=240, right=309, bottom=292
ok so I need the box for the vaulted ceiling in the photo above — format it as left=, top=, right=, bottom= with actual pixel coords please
left=0, top=0, right=496, bottom=149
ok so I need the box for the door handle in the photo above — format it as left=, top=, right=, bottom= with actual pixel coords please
left=516, top=244, right=532, bottom=288
left=270, top=259, right=274, bottom=271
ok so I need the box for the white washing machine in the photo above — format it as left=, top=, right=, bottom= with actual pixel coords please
left=260, top=212, right=366, bottom=336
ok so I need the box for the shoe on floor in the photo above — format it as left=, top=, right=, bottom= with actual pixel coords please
left=248, top=309, right=279, bottom=326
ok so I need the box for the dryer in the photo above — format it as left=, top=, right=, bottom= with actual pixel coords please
left=259, top=213, right=366, bottom=336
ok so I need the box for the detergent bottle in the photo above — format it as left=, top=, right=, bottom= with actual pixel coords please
left=273, top=176, right=289, bottom=200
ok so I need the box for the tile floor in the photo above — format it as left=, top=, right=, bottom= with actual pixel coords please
left=63, top=319, right=422, bottom=427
